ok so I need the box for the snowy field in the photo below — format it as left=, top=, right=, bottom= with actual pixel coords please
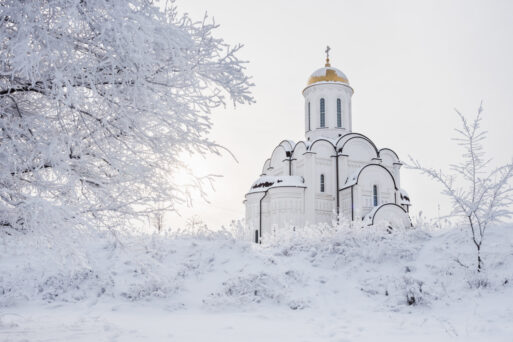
left=1, top=224, right=512, bottom=341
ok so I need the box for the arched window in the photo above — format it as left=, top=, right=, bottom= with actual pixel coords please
left=320, top=174, right=325, bottom=192
left=308, top=102, right=311, bottom=131
left=337, top=98, right=342, bottom=128
left=320, top=98, right=325, bottom=128
left=373, top=185, right=378, bottom=206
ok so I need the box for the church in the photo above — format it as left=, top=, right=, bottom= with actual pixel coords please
left=244, top=48, right=412, bottom=243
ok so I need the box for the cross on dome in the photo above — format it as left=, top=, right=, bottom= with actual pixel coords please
left=325, top=45, right=331, bottom=67
left=305, top=47, right=349, bottom=87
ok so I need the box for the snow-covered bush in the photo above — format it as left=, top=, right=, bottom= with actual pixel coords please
left=403, top=276, right=427, bottom=306
left=209, top=273, right=282, bottom=305
left=2, top=220, right=512, bottom=312
left=0, top=0, right=253, bottom=232
left=409, top=105, right=513, bottom=272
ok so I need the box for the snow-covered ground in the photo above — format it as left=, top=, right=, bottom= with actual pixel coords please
left=1, top=223, right=512, bottom=341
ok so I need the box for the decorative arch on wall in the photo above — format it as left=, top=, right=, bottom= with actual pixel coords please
left=310, top=141, right=337, bottom=159
left=308, top=138, right=336, bottom=153
left=267, top=145, right=290, bottom=176
left=340, top=136, right=379, bottom=160
left=378, top=148, right=400, bottom=168
left=334, top=131, right=354, bottom=146
left=368, top=203, right=411, bottom=227
left=291, top=141, right=307, bottom=160
left=264, top=140, right=299, bottom=176
left=378, top=148, right=399, bottom=161
left=336, top=132, right=379, bottom=154
left=279, top=139, right=295, bottom=151
left=261, top=159, right=271, bottom=175
left=348, top=163, right=398, bottom=190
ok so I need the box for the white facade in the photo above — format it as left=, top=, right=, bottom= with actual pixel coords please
left=244, top=56, right=412, bottom=243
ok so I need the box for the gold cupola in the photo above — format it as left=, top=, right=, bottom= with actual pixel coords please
left=306, top=46, right=349, bottom=87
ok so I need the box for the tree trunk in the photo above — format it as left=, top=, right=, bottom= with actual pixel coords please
left=477, top=244, right=482, bottom=273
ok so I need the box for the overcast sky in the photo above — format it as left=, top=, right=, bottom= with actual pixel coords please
left=167, top=0, right=513, bottom=229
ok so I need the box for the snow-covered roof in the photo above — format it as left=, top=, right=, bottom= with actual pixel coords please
left=340, top=163, right=399, bottom=191
left=306, top=136, right=338, bottom=150
left=247, top=175, right=305, bottom=194
left=269, top=132, right=377, bottom=155
left=281, top=140, right=295, bottom=152
left=364, top=205, right=381, bottom=223
left=307, top=67, right=349, bottom=86
left=311, top=67, right=345, bottom=77
left=341, top=167, right=363, bottom=189
left=399, top=188, right=411, bottom=205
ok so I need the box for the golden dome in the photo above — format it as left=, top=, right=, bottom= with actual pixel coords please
left=306, top=47, right=350, bottom=87
left=307, top=67, right=349, bottom=86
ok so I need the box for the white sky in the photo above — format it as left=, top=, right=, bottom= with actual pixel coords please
left=166, top=0, right=513, bottom=229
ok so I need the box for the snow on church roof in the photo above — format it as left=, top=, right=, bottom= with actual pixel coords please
left=281, top=140, right=295, bottom=152
left=247, top=175, right=305, bottom=194
left=307, top=66, right=349, bottom=86
left=341, top=167, right=362, bottom=189
left=399, top=188, right=411, bottom=205
left=305, top=136, right=338, bottom=150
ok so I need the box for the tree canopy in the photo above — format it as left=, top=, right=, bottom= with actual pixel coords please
left=0, top=0, right=253, bottom=231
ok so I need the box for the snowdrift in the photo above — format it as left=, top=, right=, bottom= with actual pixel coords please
left=1, top=223, right=512, bottom=340
left=1, top=223, right=512, bottom=308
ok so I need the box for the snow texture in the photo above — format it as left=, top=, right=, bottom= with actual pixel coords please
left=342, top=166, right=363, bottom=189
left=310, top=67, right=348, bottom=81
left=1, top=223, right=512, bottom=341
left=0, top=0, right=253, bottom=233
left=400, top=188, right=411, bottom=205
left=248, top=175, right=305, bottom=193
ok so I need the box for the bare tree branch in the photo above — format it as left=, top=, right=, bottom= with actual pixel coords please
left=407, top=105, right=513, bottom=272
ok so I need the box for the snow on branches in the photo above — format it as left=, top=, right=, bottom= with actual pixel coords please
left=408, top=104, right=513, bottom=272
left=0, top=0, right=253, bottom=231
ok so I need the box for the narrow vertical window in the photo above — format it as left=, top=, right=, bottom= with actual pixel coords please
left=320, top=174, right=325, bottom=193
left=373, top=185, right=378, bottom=206
left=337, top=98, right=342, bottom=128
left=308, top=102, right=311, bottom=131
left=320, top=98, right=325, bottom=128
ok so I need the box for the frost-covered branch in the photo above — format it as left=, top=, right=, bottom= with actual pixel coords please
left=0, top=0, right=254, bottom=232
left=407, top=105, right=513, bottom=272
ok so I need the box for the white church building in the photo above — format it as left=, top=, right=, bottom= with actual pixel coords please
left=244, top=48, right=412, bottom=243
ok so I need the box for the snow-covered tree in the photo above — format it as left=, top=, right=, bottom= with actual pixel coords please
left=408, top=105, right=513, bottom=272
left=0, top=0, right=253, bottom=232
